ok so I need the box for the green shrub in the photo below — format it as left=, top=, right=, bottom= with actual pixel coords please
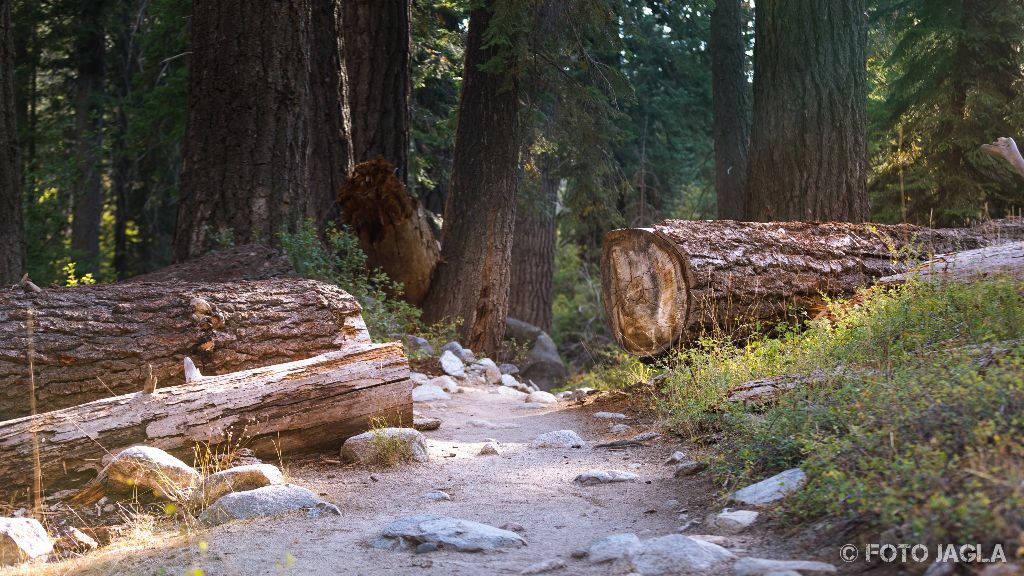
left=658, top=276, right=1024, bottom=545
left=279, top=220, right=421, bottom=341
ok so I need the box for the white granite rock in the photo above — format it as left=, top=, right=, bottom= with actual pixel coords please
left=0, top=518, right=52, bottom=566
left=732, top=557, right=837, bottom=575
left=380, top=514, right=526, bottom=552
left=585, top=533, right=641, bottom=563
left=192, top=463, right=284, bottom=506
left=199, top=484, right=340, bottom=526
left=439, top=350, right=466, bottom=378
left=525, top=391, right=558, bottom=404
left=341, top=428, right=429, bottom=464
left=530, top=430, right=586, bottom=449
left=99, top=445, right=200, bottom=500
left=708, top=509, right=759, bottom=534
left=593, top=412, right=627, bottom=420
left=429, top=375, right=461, bottom=394
left=730, top=468, right=806, bottom=506
left=412, top=383, right=451, bottom=402
left=617, top=534, right=736, bottom=575
left=574, top=470, right=639, bottom=486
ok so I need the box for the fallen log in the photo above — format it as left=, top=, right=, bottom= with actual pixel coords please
left=601, top=219, right=1023, bottom=356
left=338, top=158, right=441, bottom=306
left=878, top=241, right=1024, bottom=285
left=0, top=279, right=370, bottom=419
left=0, top=342, right=411, bottom=502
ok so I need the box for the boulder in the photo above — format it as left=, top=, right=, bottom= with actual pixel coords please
left=472, top=358, right=502, bottom=385
left=584, top=533, right=641, bottom=563
left=501, top=374, right=532, bottom=393
left=341, top=428, right=429, bottom=465
left=574, top=470, right=639, bottom=486
left=439, top=350, right=466, bottom=378
left=525, top=391, right=557, bottom=404
left=674, top=461, right=708, bottom=477
left=409, top=372, right=431, bottom=385
left=730, top=468, right=806, bottom=506
left=504, top=318, right=567, bottom=390
left=199, top=484, right=340, bottom=526
left=403, top=335, right=434, bottom=358
left=616, top=534, right=736, bottom=575
left=0, top=518, right=52, bottom=566
left=708, top=509, right=759, bottom=534
left=413, top=416, right=442, bottom=431
left=490, top=386, right=528, bottom=399
left=429, top=375, right=461, bottom=394
left=530, top=430, right=586, bottom=449
left=499, top=363, right=520, bottom=375
left=379, top=514, right=526, bottom=552
left=412, top=384, right=451, bottom=403
left=192, top=464, right=284, bottom=507
left=732, top=558, right=837, bottom=575
left=97, top=446, right=200, bottom=500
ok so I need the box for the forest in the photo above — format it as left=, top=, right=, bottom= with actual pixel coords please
left=1, top=0, right=1024, bottom=574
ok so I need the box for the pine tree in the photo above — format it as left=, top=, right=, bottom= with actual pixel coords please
left=0, top=0, right=25, bottom=284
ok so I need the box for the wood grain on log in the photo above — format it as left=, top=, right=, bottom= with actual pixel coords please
left=338, top=158, right=441, bottom=305
left=601, top=219, right=1023, bottom=356
left=0, top=279, right=370, bottom=419
left=0, top=342, right=410, bottom=502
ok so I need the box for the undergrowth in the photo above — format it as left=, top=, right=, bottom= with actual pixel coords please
left=653, top=276, right=1024, bottom=546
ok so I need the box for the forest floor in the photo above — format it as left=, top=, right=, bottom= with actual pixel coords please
left=4, top=382, right=822, bottom=576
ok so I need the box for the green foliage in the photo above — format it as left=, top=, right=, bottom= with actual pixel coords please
left=658, top=276, right=1024, bottom=543
left=61, top=261, right=95, bottom=287
left=279, top=221, right=421, bottom=341
left=868, top=0, right=1024, bottom=225
left=551, top=238, right=615, bottom=367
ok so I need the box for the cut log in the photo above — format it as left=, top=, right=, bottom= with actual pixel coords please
left=0, top=342, right=410, bottom=503
left=601, top=219, right=1024, bottom=356
left=338, top=158, right=441, bottom=305
left=0, top=279, right=370, bottom=419
left=879, top=241, right=1024, bottom=285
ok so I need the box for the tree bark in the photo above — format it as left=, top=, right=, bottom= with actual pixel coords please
left=0, top=343, right=410, bottom=502
left=70, top=0, right=106, bottom=274
left=0, top=279, right=370, bottom=419
left=745, top=0, right=869, bottom=222
left=0, top=0, right=24, bottom=286
left=421, top=1, right=525, bottom=355
left=601, top=219, right=1022, bottom=356
left=711, top=0, right=750, bottom=220
left=338, top=159, right=440, bottom=306
left=176, top=0, right=352, bottom=259
left=308, top=0, right=354, bottom=229
left=879, top=241, right=1024, bottom=286
left=343, top=0, right=411, bottom=183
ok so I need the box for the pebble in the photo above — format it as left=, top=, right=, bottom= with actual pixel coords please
left=593, top=412, right=627, bottom=420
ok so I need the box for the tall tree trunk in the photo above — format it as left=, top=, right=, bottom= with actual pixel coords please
left=343, top=0, right=411, bottom=183
left=70, top=1, right=106, bottom=274
left=711, top=0, right=750, bottom=220
left=422, top=1, right=525, bottom=355
left=745, top=0, right=869, bottom=222
left=308, top=0, right=353, bottom=229
left=176, top=0, right=351, bottom=260
left=0, top=0, right=24, bottom=285
left=111, top=1, right=142, bottom=279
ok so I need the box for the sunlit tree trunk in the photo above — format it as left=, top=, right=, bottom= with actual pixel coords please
left=711, top=0, right=750, bottom=220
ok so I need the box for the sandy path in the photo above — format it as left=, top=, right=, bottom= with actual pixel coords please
left=22, top=382, right=802, bottom=575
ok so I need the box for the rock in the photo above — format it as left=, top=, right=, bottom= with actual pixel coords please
left=439, top=350, right=466, bottom=378
left=730, top=468, right=806, bottom=506
left=501, top=374, right=532, bottom=392
left=616, top=534, right=736, bottom=575
left=732, top=558, right=837, bottom=575
left=490, top=386, right=528, bottom=399
left=403, top=335, right=434, bottom=357
left=413, top=416, right=442, bottom=431
left=530, top=430, right=586, bottom=449
left=593, top=412, right=627, bottom=420
left=440, top=341, right=463, bottom=355
left=574, top=470, right=639, bottom=486
left=499, top=363, right=520, bottom=375
left=380, top=514, right=526, bottom=552
left=674, top=461, right=708, bottom=477
left=663, top=451, right=688, bottom=465
left=192, top=463, right=284, bottom=506
left=199, top=484, right=340, bottom=526
left=585, top=533, right=641, bottom=563
left=456, top=348, right=477, bottom=364
left=708, top=509, right=759, bottom=534
left=478, top=443, right=501, bottom=456
left=429, top=375, right=461, bottom=394
left=526, top=391, right=558, bottom=404
left=53, top=526, right=98, bottom=555
left=556, top=391, right=573, bottom=399
left=409, top=372, right=431, bottom=385
left=412, top=383, right=451, bottom=402
left=0, top=518, right=52, bottom=565
left=422, top=490, right=451, bottom=502
left=468, top=419, right=518, bottom=430
left=504, top=318, right=568, bottom=390
left=631, top=431, right=660, bottom=443
left=520, top=559, right=566, bottom=574
left=473, top=358, right=503, bottom=385
left=340, top=428, right=429, bottom=465
left=500, top=522, right=527, bottom=533
left=97, top=445, right=200, bottom=500
left=415, top=542, right=439, bottom=554
left=609, top=424, right=631, bottom=433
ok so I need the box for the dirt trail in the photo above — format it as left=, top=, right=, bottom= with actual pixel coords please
left=14, top=382, right=807, bottom=576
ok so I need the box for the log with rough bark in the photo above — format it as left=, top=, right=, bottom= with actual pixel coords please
left=0, top=279, right=370, bottom=419
left=338, top=158, right=441, bottom=306
left=601, top=219, right=1024, bottom=356
left=0, top=342, right=410, bottom=502
left=879, top=241, right=1024, bottom=285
